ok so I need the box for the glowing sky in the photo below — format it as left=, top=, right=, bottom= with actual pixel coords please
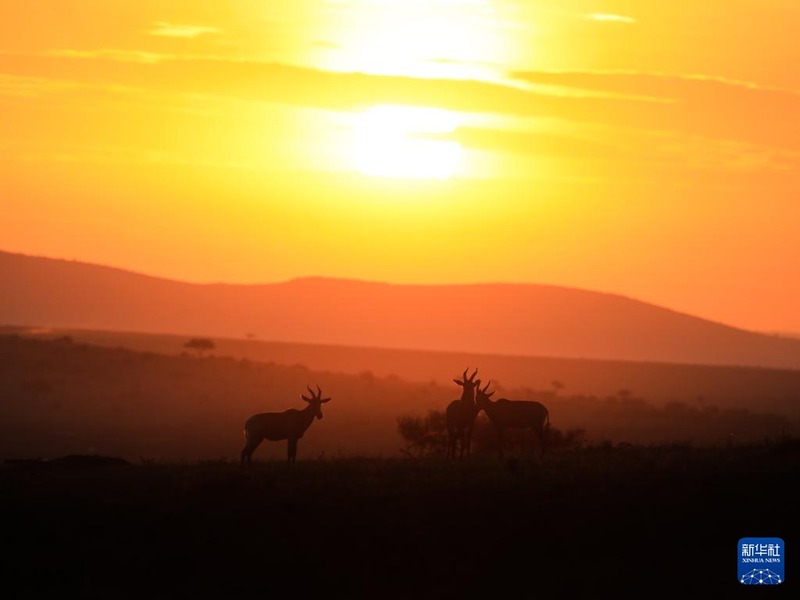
left=1, top=1, right=799, bottom=332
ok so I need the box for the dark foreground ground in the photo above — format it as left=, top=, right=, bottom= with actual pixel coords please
left=2, top=443, right=797, bottom=599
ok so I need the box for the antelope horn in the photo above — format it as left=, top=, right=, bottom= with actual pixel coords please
left=462, top=368, right=469, bottom=381
left=316, top=384, right=322, bottom=398
left=482, top=380, right=491, bottom=393
left=469, top=368, right=478, bottom=381
left=307, top=386, right=315, bottom=398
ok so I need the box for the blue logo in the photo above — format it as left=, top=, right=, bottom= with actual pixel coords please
left=738, top=537, right=784, bottom=585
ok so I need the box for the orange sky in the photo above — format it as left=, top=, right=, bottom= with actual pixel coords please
left=1, top=1, right=799, bottom=333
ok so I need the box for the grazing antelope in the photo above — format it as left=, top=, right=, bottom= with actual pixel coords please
left=475, top=381, right=549, bottom=458
left=445, top=368, right=481, bottom=460
left=240, top=385, right=331, bottom=466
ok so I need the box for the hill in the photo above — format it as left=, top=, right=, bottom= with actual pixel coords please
left=3, top=249, right=800, bottom=369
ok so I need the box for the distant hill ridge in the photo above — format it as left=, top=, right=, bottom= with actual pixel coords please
left=2, top=249, right=800, bottom=369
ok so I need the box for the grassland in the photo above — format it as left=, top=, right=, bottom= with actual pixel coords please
left=9, top=325, right=800, bottom=415
left=2, top=334, right=798, bottom=465
left=2, top=333, right=797, bottom=597
left=2, top=443, right=796, bottom=598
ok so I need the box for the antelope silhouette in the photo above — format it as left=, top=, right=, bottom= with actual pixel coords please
left=475, top=380, right=549, bottom=458
left=240, top=385, right=331, bottom=466
left=445, top=368, right=481, bottom=459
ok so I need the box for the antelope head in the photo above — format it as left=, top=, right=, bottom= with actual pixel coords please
left=475, top=380, right=495, bottom=409
left=301, top=385, right=332, bottom=420
left=453, top=367, right=480, bottom=397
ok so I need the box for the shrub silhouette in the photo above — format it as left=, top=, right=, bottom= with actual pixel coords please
left=397, top=411, right=449, bottom=458
left=398, top=409, right=586, bottom=457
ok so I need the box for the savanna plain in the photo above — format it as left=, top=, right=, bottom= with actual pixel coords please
left=1, top=332, right=797, bottom=597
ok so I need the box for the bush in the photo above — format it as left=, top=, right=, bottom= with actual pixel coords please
left=398, top=410, right=587, bottom=458
left=397, top=410, right=449, bottom=458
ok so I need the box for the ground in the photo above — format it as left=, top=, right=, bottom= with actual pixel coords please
left=2, top=443, right=796, bottom=598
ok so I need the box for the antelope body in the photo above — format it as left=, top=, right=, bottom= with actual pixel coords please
left=476, top=381, right=549, bottom=458
left=241, top=386, right=331, bottom=466
left=445, top=368, right=480, bottom=460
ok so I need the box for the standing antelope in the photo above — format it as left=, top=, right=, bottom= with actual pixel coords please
left=475, top=381, right=549, bottom=458
left=240, top=385, right=331, bottom=466
left=445, top=368, right=481, bottom=459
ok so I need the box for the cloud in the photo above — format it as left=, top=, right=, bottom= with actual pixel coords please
left=1, top=52, right=798, bottom=155
left=511, top=70, right=800, bottom=152
left=50, top=49, right=166, bottom=64
left=145, top=22, right=220, bottom=39
left=0, top=51, right=552, bottom=113
left=0, top=73, right=80, bottom=98
left=451, top=126, right=631, bottom=160
left=585, top=14, right=637, bottom=24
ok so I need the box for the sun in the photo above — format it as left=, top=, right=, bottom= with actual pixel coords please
left=353, top=105, right=463, bottom=180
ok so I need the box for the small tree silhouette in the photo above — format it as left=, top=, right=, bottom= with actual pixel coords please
left=184, top=337, right=215, bottom=357
left=397, top=410, right=448, bottom=458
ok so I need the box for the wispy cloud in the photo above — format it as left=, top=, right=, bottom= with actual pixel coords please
left=2, top=52, right=799, bottom=157
left=586, top=14, right=636, bottom=24
left=451, top=126, right=629, bottom=160
left=0, top=73, right=81, bottom=98
left=50, top=49, right=166, bottom=64
left=145, top=22, right=220, bottom=39
left=511, top=70, right=800, bottom=151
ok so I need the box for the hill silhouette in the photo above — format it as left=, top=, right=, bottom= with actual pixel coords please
left=3, top=249, right=800, bottom=369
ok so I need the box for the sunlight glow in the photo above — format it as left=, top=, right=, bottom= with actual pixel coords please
left=319, top=1, right=507, bottom=80
left=353, top=105, right=463, bottom=180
